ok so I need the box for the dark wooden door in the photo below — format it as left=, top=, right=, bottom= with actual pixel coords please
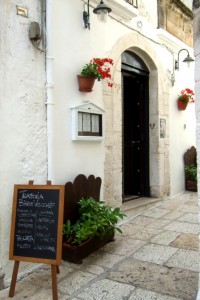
left=123, top=72, right=150, bottom=199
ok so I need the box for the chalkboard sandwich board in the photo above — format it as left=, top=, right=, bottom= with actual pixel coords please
left=9, top=183, right=64, bottom=265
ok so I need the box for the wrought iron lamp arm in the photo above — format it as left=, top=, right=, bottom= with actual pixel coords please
left=175, top=48, right=194, bottom=71
left=83, top=0, right=90, bottom=30
left=82, top=0, right=111, bottom=29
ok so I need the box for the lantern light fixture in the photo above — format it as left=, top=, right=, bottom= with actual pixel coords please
left=83, top=0, right=112, bottom=30
left=175, top=48, right=194, bottom=71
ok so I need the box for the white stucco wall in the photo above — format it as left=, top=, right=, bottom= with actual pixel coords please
left=193, top=2, right=200, bottom=297
left=49, top=0, right=195, bottom=196
left=0, top=0, right=46, bottom=283
left=45, top=0, right=141, bottom=186
left=169, top=62, right=196, bottom=195
left=0, top=0, right=196, bottom=285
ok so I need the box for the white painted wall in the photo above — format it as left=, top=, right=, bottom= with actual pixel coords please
left=49, top=0, right=195, bottom=195
left=169, top=64, right=196, bottom=194
left=0, top=0, right=46, bottom=283
left=0, top=0, right=196, bottom=285
left=192, top=2, right=200, bottom=297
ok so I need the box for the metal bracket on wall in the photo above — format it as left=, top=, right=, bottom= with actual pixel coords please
left=29, top=22, right=45, bottom=53
left=149, top=123, right=155, bottom=129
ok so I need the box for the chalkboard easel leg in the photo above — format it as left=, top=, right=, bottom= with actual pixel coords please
left=9, top=261, right=20, bottom=297
left=51, top=265, right=58, bottom=300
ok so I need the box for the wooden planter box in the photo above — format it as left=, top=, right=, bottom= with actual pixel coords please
left=62, top=175, right=116, bottom=263
left=185, top=180, right=197, bottom=192
left=62, top=231, right=114, bottom=264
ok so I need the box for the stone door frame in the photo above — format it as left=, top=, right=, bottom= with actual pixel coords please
left=103, top=32, right=170, bottom=207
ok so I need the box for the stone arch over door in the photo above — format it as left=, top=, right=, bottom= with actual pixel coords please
left=103, top=32, right=170, bottom=207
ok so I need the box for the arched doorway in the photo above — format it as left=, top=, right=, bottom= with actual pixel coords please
left=122, top=51, right=150, bottom=201
left=103, top=33, right=170, bottom=207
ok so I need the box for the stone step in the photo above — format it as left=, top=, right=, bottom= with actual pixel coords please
left=120, top=197, right=162, bottom=223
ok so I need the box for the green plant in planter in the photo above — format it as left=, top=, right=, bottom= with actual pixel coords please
left=185, top=164, right=197, bottom=182
left=63, top=197, right=126, bottom=245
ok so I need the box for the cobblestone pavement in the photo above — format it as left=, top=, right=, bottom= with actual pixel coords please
left=0, top=192, right=199, bottom=300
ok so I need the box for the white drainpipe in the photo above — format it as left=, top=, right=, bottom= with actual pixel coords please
left=45, top=0, right=55, bottom=182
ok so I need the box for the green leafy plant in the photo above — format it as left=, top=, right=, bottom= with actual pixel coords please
left=63, top=197, right=126, bottom=245
left=185, top=164, right=197, bottom=182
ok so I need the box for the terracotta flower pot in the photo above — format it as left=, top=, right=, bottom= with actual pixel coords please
left=177, top=101, right=188, bottom=110
left=77, top=75, right=96, bottom=92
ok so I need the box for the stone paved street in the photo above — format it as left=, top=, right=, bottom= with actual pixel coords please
left=0, top=192, right=199, bottom=300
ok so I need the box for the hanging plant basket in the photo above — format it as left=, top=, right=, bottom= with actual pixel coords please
left=77, top=75, right=96, bottom=92
left=177, top=101, right=188, bottom=110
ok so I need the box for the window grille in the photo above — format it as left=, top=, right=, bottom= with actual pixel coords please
left=124, top=0, right=138, bottom=8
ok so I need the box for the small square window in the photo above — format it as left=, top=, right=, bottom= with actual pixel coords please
left=71, top=102, right=104, bottom=141
left=78, top=112, right=102, bottom=136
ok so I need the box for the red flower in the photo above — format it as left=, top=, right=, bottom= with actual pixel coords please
left=81, top=58, right=114, bottom=87
left=177, top=88, right=195, bottom=103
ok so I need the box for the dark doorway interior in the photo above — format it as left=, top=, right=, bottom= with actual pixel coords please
left=122, top=51, right=150, bottom=201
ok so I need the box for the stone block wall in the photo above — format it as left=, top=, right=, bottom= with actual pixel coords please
left=158, top=0, right=193, bottom=46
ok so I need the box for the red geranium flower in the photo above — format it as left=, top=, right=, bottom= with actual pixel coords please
left=80, top=58, right=114, bottom=87
left=177, top=88, right=195, bottom=103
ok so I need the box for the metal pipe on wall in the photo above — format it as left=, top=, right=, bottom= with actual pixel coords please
left=45, top=0, right=55, bottom=182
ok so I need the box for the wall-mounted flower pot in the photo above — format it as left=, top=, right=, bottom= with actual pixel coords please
left=177, top=101, right=188, bottom=110
left=77, top=75, right=96, bottom=92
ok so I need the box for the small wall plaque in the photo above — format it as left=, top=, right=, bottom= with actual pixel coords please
left=17, top=6, right=28, bottom=17
left=160, top=118, right=166, bottom=138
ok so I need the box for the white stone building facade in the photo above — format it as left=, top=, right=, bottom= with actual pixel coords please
left=193, top=0, right=200, bottom=296
left=0, top=0, right=196, bottom=286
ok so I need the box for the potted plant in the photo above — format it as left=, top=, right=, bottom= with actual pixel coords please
left=177, top=88, right=195, bottom=110
left=77, top=58, right=113, bottom=92
left=62, top=197, right=126, bottom=263
left=185, top=164, right=197, bottom=191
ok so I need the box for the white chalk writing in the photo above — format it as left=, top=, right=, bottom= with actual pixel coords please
left=17, top=243, right=31, bottom=249
left=16, top=235, right=34, bottom=242
left=34, top=245, right=56, bottom=252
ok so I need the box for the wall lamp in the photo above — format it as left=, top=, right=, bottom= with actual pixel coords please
left=83, top=0, right=112, bottom=30
left=175, top=48, right=194, bottom=71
